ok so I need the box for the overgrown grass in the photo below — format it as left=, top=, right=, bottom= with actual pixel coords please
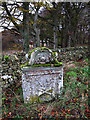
left=2, top=58, right=89, bottom=119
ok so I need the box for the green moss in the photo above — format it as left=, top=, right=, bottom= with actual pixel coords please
left=54, top=63, right=62, bottom=67
left=4, top=55, right=9, bottom=60
left=28, top=47, right=58, bottom=60
left=30, top=95, right=41, bottom=103
left=21, top=62, right=63, bottom=68
left=0, top=57, right=2, bottom=62
left=21, top=47, right=63, bottom=67
left=30, top=64, right=51, bottom=67
left=28, top=47, right=51, bottom=58
left=53, top=52, right=57, bottom=56
left=46, top=95, right=50, bottom=100
left=20, top=62, right=29, bottom=67
left=47, top=88, right=53, bottom=93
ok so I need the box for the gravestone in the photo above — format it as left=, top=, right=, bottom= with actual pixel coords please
left=21, top=47, right=63, bottom=103
left=29, top=47, right=55, bottom=65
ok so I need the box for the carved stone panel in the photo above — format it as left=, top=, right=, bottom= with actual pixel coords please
left=29, top=48, right=54, bottom=65
left=22, top=67, right=63, bottom=103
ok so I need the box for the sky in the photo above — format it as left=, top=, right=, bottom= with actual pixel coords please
left=0, top=0, right=88, bottom=3
left=0, top=0, right=89, bottom=32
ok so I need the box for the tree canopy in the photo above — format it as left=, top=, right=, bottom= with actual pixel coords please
left=0, top=1, right=89, bottom=52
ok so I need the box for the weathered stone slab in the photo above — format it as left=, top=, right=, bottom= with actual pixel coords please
left=22, top=66, right=63, bottom=103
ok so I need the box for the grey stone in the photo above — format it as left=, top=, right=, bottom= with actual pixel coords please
left=22, top=47, right=63, bottom=103
left=29, top=48, right=55, bottom=65
left=22, top=66, right=63, bottom=103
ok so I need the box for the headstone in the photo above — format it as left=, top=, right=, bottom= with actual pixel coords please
left=29, top=47, right=54, bottom=65
left=21, top=47, right=63, bottom=103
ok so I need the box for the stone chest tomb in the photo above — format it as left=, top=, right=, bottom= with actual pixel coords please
left=21, top=47, right=63, bottom=103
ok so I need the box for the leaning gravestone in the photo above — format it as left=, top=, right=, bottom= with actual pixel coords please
left=21, top=47, right=63, bottom=103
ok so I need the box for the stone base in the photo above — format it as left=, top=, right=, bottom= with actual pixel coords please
left=22, top=66, right=63, bottom=103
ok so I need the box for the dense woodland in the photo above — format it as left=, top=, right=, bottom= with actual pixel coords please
left=0, top=1, right=89, bottom=52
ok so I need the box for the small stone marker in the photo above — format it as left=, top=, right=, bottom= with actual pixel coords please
left=21, top=47, right=63, bottom=103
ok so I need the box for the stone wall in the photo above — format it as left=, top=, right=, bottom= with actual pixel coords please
left=56, top=46, right=88, bottom=63
left=1, top=52, right=26, bottom=88
left=1, top=46, right=88, bottom=89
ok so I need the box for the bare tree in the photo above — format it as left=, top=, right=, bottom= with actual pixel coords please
left=0, top=1, right=45, bottom=52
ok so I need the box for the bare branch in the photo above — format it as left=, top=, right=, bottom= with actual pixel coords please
left=2, top=2, right=19, bottom=30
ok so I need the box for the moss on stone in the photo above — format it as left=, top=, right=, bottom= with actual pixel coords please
left=21, top=47, right=63, bottom=67
left=28, top=47, right=51, bottom=58
left=47, top=88, right=53, bottom=93
left=30, top=95, right=41, bottom=103
left=4, top=55, right=9, bottom=60
left=30, top=64, right=51, bottom=67
left=21, top=62, right=63, bottom=68
left=28, top=47, right=58, bottom=59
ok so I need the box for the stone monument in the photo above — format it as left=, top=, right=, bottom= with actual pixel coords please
left=21, top=47, right=63, bottom=103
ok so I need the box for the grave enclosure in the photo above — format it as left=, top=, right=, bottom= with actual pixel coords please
left=21, top=47, right=63, bottom=103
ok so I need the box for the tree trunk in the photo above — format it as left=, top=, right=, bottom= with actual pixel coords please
left=52, top=2, right=58, bottom=49
left=33, top=9, right=40, bottom=47
left=60, top=22, right=64, bottom=48
left=53, top=26, right=57, bottom=49
left=53, top=24, right=58, bottom=49
left=23, top=2, right=29, bottom=52
left=36, top=28, right=40, bottom=47
left=72, top=31, right=77, bottom=47
left=68, top=35, right=71, bottom=48
left=61, top=27, right=65, bottom=48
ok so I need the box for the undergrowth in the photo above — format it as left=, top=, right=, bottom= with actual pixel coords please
left=2, top=58, right=89, bottom=119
